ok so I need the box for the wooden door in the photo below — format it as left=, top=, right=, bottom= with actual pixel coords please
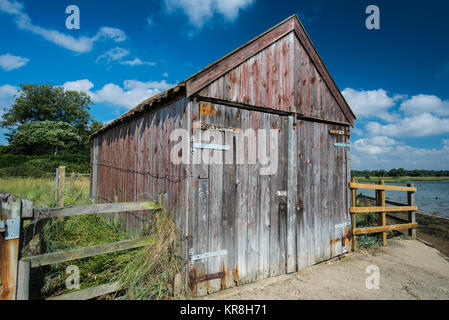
left=188, top=100, right=289, bottom=295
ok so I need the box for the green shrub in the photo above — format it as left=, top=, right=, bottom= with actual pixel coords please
left=0, top=152, right=90, bottom=177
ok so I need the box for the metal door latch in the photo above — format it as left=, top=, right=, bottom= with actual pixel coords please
left=0, top=218, right=21, bottom=240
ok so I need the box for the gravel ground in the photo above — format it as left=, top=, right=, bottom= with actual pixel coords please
left=203, top=239, right=449, bottom=300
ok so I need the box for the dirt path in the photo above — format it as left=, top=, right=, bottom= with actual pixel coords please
left=203, top=239, right=449, bottom=300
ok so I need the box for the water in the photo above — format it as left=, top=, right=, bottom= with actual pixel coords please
left=359, top=180, right=449, bottom=218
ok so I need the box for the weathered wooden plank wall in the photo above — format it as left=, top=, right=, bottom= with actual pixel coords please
left=92, top=97, right=189, bottom=236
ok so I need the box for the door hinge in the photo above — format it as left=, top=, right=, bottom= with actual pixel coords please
left=189, top=269, right=225, bottom=290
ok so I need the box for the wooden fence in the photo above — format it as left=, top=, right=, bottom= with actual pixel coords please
left=349, top=178, right=418, bottom=250
left=0, top=192, right=159, bottom=300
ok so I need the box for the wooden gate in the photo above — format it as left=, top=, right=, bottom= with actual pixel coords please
left=0, top=193, right=159, bottom=300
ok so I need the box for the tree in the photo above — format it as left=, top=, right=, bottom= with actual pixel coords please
left=1, top=82, right=92, bottom=142
left=10, top=121, right=81, bottom=156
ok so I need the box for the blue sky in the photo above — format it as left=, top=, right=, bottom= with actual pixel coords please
left=0, top=0, right=448, bottom=170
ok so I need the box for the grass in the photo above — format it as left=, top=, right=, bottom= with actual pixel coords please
left=0, top=176, right=90, bottom=207
left=355, top=176, right=449, bottom=183
left=0, top=177, right=185, bottom=300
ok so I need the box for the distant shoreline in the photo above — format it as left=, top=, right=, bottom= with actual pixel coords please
left=355, top=176, right=449, bottom=183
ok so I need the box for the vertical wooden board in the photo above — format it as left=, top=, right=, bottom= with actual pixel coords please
left=222, top=108, right=236, bottom=289
left=207, top=120, right=224, bottom=293
left=305, top=121, right=314, bottom=267
left=333, top=127, right=343, bottom=256
left=286, top=115, right=297, bottom=273
left=313, top=123, right=322, bottom=262
left=346, top=133, right=352, bottom=248
left=296, top=120, right=307, bottom=270
left=235, top=108, right=248, bottom=284
left=266, top=44, right=274, bottom=108
left=246, top=110, right=260, bottom=283
left=260, top=50, right=268, bottom=108
left=197, top=178, right=209, bottom=296
left=258, top=112, right=270, bottom=279
left=343, top=133, right=351, bottom=252
left=251, top=53, right=261, bottom=107
left=269, top=114, right=286, bottom=277
left=273, top=40, right=281, bottom=109
left=187, top=101, right=199, bottom=296
left=328, top=124, right=336, bottom=258
left=281, top=36, right=291, bottom=111
left=279, top=116, right=287, bottom=274
left=338, top=128, right=346, bottom=255
left=320, top=123, right=330, bottom=261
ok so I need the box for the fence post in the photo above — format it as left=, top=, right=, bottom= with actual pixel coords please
left=0, top=193, right=22, bottom=300
left=407, top=183, right=416, bottom=239
left=351, top=178, right=357, bottom=251
left=57, top=166, right=65, bottom=207
left=378, top=180, right=387, bottom=246
left=16, top=259, right=30, bottom=300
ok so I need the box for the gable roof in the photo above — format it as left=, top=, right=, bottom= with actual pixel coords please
left=92, top=15, right=355, bottom=138
left=184, top=14, right=356, bottom=125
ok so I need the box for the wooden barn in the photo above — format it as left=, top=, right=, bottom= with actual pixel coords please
left=90, top=15, right=356, bottom=296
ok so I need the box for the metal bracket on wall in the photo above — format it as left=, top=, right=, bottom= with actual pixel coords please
left=1, top=218, right=21, bottom=240
left=334, top=143, right=351, bottom=148
left=192, top=143, right=230, bottom=151
left=188, top=249, right=228, bottom=267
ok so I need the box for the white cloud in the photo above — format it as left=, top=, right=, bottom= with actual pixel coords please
left=351, top=136, right=449, bottom=170
left=0, top=0, right=127, bottom=53
left=120, top=58, right=155, bottom=67
left=62, top=79, right=95, bottom=93
left=0, top=53, right=29, bottom=71
left=400, top=94, right=449, bottom=117
left=164, top=0, right=254, bottom=28
left=97, top=47, right=155, bottom=67
left=365, top=113, right=449, bottom=137
left=0, top=84, right=19, bottom=119
left=146, top=15, right=154, bottom=28
left=97, top=47, right=130, bottom=63
left=353, top=136, right=398, bottom=155
left=62, top=79, right=175, bottom=109
left=342, top=88, right=397, bottom=119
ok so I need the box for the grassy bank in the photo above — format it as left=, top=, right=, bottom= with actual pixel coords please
left=0, top=177, right=183, bottom=300
left=0, top=176, right=90, bottom=207
left=355, top=176, right=449, bottom=183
